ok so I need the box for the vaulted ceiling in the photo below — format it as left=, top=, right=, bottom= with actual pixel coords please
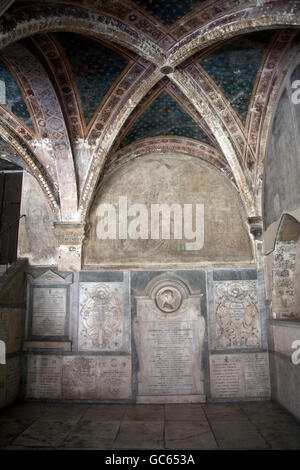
left=0, top=0, right=299, bottom=222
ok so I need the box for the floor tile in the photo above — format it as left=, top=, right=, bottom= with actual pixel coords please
left=114, top=421, right=164, bottom=449
left=165, top=420, right=218, bottom=449
left=61, top=420, right=120, bottom=449
left=12, top=419, right=75, bottom=448
left=123, top=405, right=164, bottom=422
left=165, top=404, right=206, bottom=421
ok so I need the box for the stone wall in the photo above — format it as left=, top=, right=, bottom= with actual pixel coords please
left=22, top=267, right=270, bottom=403
left=0, top=260, right=27, bottom=410
left=18, top=171, right=58, bottom=267
left=263, top=56, right=300, bottom=419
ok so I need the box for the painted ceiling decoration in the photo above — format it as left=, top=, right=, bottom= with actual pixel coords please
left=0, top=57, right=34, bottom=131
left=55, top=32, right=130, bottom=127
left=199, top=31, right=276, bottom=123
left=0, top=0, right=298, bottom=222
left=131, top=0, right=208, bottom=27
left=119, top=90, right=213, bottom=149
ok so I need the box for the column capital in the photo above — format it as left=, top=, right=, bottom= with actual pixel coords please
left=53, top=223, right=86, bottom=271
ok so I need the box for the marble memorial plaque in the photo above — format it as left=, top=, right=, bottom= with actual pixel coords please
left=79, top=283, right=124, bottom=351
left=26, top=271, right=72, bottom=339
left=134, top=276, right=205, bottom=403
left=26, top=353, right=131, bottom=400
left=272, top=243, right=297, bottom=318
left=27, top=355, right=62, bottom=398
left=212, top=281, right=260, bottom=349
left=62, top=356, right=98, bottom=399
left=210, top=352, right=270, bottom=399
left=98, top=356, right=131, bottom=399
left=31, top=287, right=67, bottom=336
left=62, top=355, right=132, bottom=399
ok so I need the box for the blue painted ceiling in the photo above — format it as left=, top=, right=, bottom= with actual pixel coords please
left=0, top=58, right=34, bottom=132
left=132, top=0, right=207, bottom=27
left=119, top=90, right=212, bottom=149
left=55, top=33, right=129, bottom=127
left=200, top=31, right=275, bottom=123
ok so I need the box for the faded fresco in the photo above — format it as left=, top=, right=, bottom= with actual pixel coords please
left=84, top=153, right=253, bottom=267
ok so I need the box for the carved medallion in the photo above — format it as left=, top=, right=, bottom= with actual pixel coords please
left=155, top=286, right=182, bottom=313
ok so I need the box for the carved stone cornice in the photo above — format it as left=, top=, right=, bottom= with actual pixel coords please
left=53, top=223, right=86, bottom=246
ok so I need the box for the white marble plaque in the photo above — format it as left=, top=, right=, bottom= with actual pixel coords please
left=26, top=354, right=132, bottom=400
left=213, top=281, right=260, bottom=349
left=31, top=287, right=67, bottom=336
left=210, top=352, right=270, bottom=399
left=79, top=283, right=124, bottom=351
left=135, top=277, right=205, bottom=402
left=62, top=356, right=98, bottom=399
left=98, top=356, right=132, bottom=399
left=61, top=355, right=132, bottom=399
left=27, top=355, right=62, bottom=398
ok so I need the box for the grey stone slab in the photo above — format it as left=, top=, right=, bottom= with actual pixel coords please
left=0, top=402, right=47, bottom=420
left=240, top=401, right=297, bottom=424
left=203, top=403, right=246, bottom=421
left=0, top=418, right=34, bottom=448
left=61, top=420, right=120, bottom=449
left=165, top=420, right=218, bottom=449
left=257, top=421, right=300, bottom=449
left=42, top=404, right=89, bottom=423
left=114, top=421, right=164, bottom=449
left=209, top=419, right=269, bottom=449
left=12, top=419, right=74, bottom=448
left=79, top=272, right=123, bottom=283
left=257, top=270, right=268, bottom=349
left=82, top=404, right=126, bottom=422
left=165, top=404, right=206, bottom=421
left=213, top=270, right=257, bottom=281
left=123, top=404, right=164, bottom=422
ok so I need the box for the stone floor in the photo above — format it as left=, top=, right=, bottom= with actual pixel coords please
left=0, top=401, right=300, bottom=450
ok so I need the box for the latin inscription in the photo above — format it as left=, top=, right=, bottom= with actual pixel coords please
left=27, top=355, right=132, bottom=399
left=210, top=353, right=270, bottom=399
left=31, top=287, right=67, bottom=336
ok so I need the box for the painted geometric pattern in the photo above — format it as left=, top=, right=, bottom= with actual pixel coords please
left=200, top=31, right=275, bottom=123
left=0, top=59, right=34, bottom=132
left=119, top=90, right=212, bottom=149
left=132, top=0, right=207, bottom=26
left=55, top=33, right=129, bottom=126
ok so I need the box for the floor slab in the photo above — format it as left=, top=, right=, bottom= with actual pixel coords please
left=0, top=400, right=299, bottom=450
